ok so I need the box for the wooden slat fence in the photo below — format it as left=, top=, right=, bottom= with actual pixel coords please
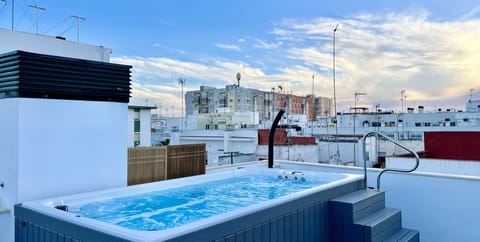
left=167, top=144, right=207, bottom=179
left=128, top=144, right=206, bottom=185
left=128, top=146, right=167, bottom=185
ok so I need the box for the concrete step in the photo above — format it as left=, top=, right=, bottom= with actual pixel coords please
left=330, top=189, right=387, bottom=241
left=354, top=207, right=402, bottom=242
left=384, top=228, right=420, bottom=242
left=330, top=189, right=385, bottom=222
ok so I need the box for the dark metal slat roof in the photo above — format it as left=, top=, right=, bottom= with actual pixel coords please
left=0, top=50, right=131, bottom=103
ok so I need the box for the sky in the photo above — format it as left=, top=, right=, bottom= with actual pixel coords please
left=1, top=0, right=480, bottom=116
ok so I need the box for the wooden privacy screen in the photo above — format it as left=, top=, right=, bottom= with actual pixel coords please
left=128, top=146, right=167, bottom=185
left=128, top=144, right=206, bottom=185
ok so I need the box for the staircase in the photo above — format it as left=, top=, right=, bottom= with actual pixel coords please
left=329, top=189, right=419, bottom=242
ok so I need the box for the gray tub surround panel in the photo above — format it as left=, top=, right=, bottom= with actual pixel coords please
left=329, top=189, right=419, bottom=242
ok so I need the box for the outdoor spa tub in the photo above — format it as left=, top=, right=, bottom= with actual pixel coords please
left=15, top=162, right=363, bottom=242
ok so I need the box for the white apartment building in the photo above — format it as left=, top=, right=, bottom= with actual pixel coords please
left=128, top=101, right=156, bottom=147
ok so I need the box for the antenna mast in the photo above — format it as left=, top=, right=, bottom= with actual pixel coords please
left=400, top=89, right=407, bottom=113
left=11, top=0, right=13, bottom=30
left=178, top=78, right=186, bottom=131
left=235, top=72, right=241, bottom=87
left=29, top=4, right=46, bottom=35
left=72, top=15, right=86, bottom=43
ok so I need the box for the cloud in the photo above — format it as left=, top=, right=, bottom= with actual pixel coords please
left=214, top=43, right=241, bottom=51
left=111, top=56, right=269, bottom=115
left=113, top=9, right=480, bottom=115
left=459, top=6, right=480, bottom=20
left=270, top=11, right=480, bottom=112
left=252, top=38, right=283, bottom=49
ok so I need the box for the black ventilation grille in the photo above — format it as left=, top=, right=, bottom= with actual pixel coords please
left=0, top=50, right=131, bottom=102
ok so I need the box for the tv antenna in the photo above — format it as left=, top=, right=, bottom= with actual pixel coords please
left=29, top=4, right=46, bottom=35
left=72, top=15, right=86, bottom=43
left=400, top=89, right=407, bottom=113
left=178, top=78, right=185, bottom=131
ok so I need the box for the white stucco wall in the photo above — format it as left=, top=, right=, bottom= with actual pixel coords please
left=386, top=157, right=480, bottom=176
left=256, top=144, right=320, bottom=163
left=0, top=98, right=128, bottom=242
left=179, top=129, right=258, bottom=166
left=294, top=163, right=480, bottom=242
left=0, top=99, right=19, bottom=242
left=318, top=141, right=356, bottom=164
left=0, top=28, right=111, bottom=61
left=139, top=110, right=152, bottom=146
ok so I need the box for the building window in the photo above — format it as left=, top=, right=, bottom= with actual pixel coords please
left=134, top=133, right=140, bottom=147
left=134, top=120, right=140, bottom=132
left=134, top=109, right=140, bottom=147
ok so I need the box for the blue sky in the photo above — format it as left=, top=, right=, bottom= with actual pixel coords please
left=2, top=0, right=480, bottom=115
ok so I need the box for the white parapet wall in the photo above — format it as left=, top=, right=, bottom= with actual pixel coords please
left=386, top=156, right=480, bottom=176
left=0, top=28, right=111, bottom=61
left=0, top=98, right=128, bottom=242
left=178, top=129, right=258, bottom=166
left=256, top=144, right=320, bottom=163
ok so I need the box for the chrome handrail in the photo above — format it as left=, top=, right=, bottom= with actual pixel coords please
left=362, top=131, right=420, bottom=190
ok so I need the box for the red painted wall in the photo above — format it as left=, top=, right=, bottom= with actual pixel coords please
left=258, top=129, right=316, bottom=145
left=290, top=136, right=316, bottom=144
left=258, top=129, right=288, bottom=145
left=424, top=131, right=480, bottom=161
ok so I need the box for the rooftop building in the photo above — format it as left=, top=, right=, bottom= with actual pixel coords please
left=128, top=100, right=157, bottom=147
left=0, top=28, right=131, bottom=242
left=185, top=85, right=332, bottom=130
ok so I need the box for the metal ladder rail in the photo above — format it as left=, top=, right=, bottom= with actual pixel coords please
left=362, top=131, right=420, bottom=190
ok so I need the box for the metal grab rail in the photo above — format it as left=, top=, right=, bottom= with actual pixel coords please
left=362, top=131, right=420, bottom=190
